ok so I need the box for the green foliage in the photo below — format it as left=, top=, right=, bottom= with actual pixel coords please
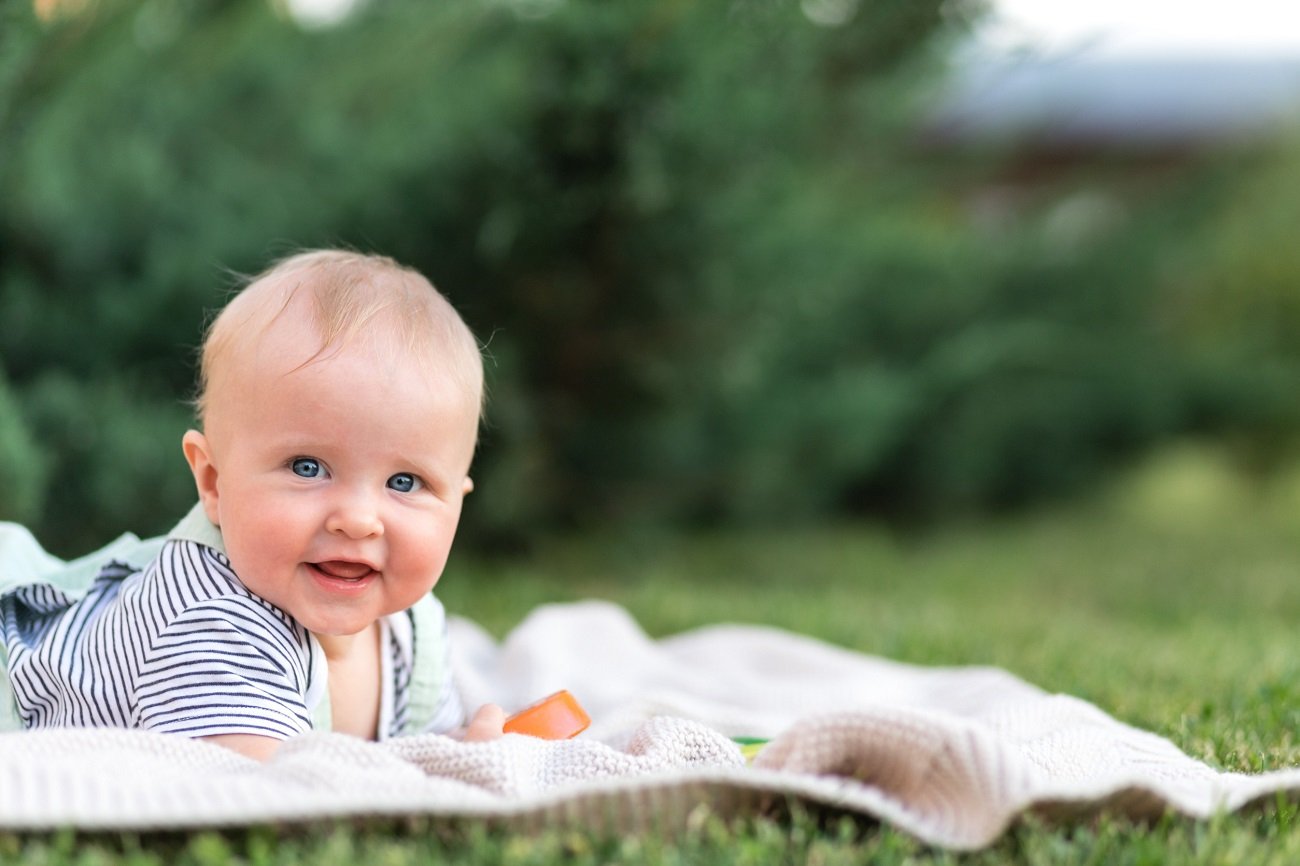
left=0, top=0, right=1295, bottom=553
left=0, top=363, right=47, bottom=523
left=1151, top=139, right=1300, bottom=451
left=18, top=373, right=197, bottom=553
left=1167, top=139, right=1300, bottom=358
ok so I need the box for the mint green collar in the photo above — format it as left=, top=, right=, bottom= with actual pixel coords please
left=167, top=503, right=227, bottom=553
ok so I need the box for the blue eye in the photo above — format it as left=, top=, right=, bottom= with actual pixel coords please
left=291, top=458, right=323, bottom=478
left=387, top=473, right=421, bottom=493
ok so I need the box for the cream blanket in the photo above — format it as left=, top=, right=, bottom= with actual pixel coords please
left=2, top=599, right=1299, bottom=849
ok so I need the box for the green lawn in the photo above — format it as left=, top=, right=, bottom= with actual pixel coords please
left=6, top=466, right=1300, bottom=864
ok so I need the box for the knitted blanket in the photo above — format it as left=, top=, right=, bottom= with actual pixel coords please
left=3, top=599, right=1300, bottom=849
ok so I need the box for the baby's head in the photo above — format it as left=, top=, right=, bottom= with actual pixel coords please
left=183, top=250, right=483, bottom=644
left=195, top=249, right=483, bottom=431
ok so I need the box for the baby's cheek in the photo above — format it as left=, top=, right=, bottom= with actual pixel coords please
left=225, top=534, right=294, bottom=602
left=392, top=542, right=449, bottom=598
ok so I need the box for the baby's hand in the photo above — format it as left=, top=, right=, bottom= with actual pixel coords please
left=461, top=703, right=506, bottom=742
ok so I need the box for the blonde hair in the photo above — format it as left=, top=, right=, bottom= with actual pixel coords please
left=195, top=250, right=483, bottom=426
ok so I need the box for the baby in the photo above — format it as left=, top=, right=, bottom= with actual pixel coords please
left=1, top=250, right=504, bottom=758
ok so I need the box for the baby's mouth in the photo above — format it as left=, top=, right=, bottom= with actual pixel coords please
left=312, top=561, right=377, bottom=581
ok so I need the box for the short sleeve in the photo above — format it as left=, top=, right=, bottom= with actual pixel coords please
left=134, top=597, right=315, bottom=740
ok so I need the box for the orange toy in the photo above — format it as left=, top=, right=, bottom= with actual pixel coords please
left=503, top=690, right=591, bottom=739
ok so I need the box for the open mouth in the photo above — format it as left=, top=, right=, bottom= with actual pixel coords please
left=309, top=561, right=378, bottom=582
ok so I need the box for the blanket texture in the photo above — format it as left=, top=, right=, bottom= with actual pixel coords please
left=2, top=599, right=1299, bottom=849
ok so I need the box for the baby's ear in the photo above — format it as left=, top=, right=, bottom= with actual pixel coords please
left=182, top=430, right=221, bottom=525
left=462, top=476, right=475, bottom=496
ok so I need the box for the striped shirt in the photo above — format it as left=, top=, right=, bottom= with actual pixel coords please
left=1, top=522, right=464, bottom=740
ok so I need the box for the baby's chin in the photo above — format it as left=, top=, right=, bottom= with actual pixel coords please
left=304, top=618, right=384, bottom=653
left=292, top=597, right=384, bottom=634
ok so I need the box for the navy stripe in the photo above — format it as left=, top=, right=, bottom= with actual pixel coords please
left=158, top=717, right=300, bottom=734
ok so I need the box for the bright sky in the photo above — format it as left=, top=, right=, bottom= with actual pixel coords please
left=982, top=0, right=1300, bottom=59
left=284, top=0, right=356, bottom=28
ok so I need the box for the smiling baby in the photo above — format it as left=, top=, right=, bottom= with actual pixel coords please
left=2, top=250, right=504, bottom=758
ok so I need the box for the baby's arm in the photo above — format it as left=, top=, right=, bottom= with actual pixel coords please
left=201, top=706, right=505, bottom=761
left=201, top=733, right=283, bottom=761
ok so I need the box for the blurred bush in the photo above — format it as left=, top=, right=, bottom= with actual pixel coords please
left=0, top=363, right=47, bottom=524
left=1155, top=139, right=1300, bottom=447
left=17, top=373, right=196, bottom=549
left=0, top=0, right=1296, bottom=555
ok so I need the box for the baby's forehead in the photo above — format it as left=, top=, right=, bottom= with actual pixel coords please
left=213, top=272, right=477, bottom=393
left=224, top=265, right=436, bottom=353
left=197, top=252, right=484, bottom=435
left=223, top=303, right=446, bottom=380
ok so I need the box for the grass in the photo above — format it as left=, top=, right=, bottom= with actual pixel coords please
left=7, top=449, right=1300, bottom=863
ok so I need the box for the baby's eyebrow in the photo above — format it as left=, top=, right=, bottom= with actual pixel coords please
left=411, top=464, right=453, bottom=489
left=391, top=454, right=445, bottom=481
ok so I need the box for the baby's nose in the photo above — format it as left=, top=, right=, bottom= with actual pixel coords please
left=325, top=494, right=384, bottom=539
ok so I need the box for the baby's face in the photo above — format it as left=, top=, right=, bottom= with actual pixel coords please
left=192, top=315, right=479, bottom=640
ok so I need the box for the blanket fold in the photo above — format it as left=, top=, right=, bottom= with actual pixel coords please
left=1, top=597, right=1298, bottom=849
